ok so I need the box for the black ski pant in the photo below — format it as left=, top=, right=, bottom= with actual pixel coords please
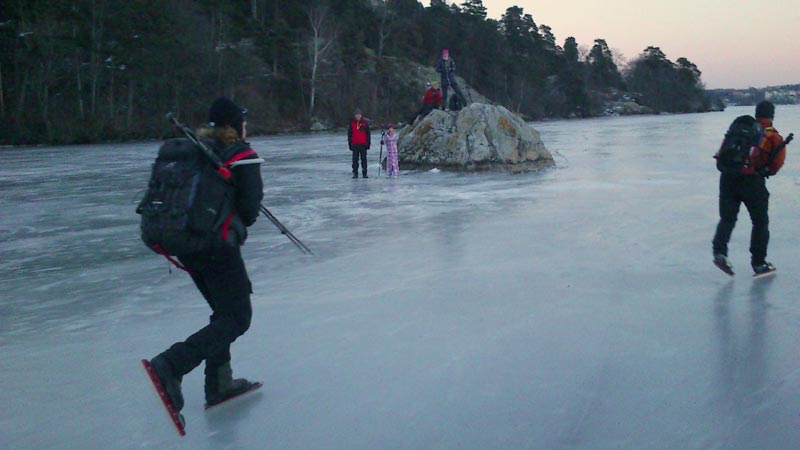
left=409, top=103, right=435, bottom=123
left=441, top=79, right=467, bottom=109
left=712, top=174, right=770, bottom=267
left=161, top=245, right=252, bottom=378
left=351, top=144, right=368, bottom=175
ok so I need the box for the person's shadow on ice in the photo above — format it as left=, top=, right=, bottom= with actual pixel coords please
left=712, top=277, right=774, bottom=429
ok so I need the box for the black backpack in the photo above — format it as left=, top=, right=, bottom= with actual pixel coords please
left=136, top=138, right=236, bottom=258
left=716, top=115, right=763, bottom=175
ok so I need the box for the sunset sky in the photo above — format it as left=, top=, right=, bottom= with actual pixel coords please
left=427, top=0, right=799, bottom=89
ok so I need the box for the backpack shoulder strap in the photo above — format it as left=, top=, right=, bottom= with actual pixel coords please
left=225, top=149, right=257, bottom=165
left=222, top=142, right=265, bottom=167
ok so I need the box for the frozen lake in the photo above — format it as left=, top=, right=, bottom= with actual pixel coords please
left=1, top=105, right=799, bottom=449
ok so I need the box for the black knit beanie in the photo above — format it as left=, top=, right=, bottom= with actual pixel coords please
left=755, top=100, right=775, bottom=119
left=209, top=97, right=246, bottom=136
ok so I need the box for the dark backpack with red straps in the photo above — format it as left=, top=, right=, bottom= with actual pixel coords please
left=137, top=138, right=245, bottom=257
left=715, top=115, right=764, bottom=175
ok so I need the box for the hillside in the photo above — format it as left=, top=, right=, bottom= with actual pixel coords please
left=1, top=0, right=711, bottom=145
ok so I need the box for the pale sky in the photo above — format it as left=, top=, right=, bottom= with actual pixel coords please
left=425, top=0, right=799, bottom=89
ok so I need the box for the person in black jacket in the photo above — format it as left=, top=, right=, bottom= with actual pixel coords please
left=435, top=49, right=468, bottom=110
left=147, top=97, right=264, bottom=413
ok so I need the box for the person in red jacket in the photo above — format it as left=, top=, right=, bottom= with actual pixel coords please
left=409, top=81, right=442, bottom=123
left=347, top=109, right=371, bottom=178
left=713, top=100, right=789, bottom=277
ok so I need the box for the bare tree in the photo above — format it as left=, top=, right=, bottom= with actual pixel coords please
left=375, top=0, right=392, bottom=59
left=306, top=1, right=335, bottom=120
left=0, top=63, right=5, bottom=117
left=88, top=0, right=105, bottom=116
left=72, top=21, right=85, bottom=120
left=126, top=77, right=134, bottom=129
left=371, top=0, right=394, bottom=110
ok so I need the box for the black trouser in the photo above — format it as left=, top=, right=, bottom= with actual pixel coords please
left=351, top=144, right=368, bottom=175
left=441, top=78, right=467, bottom=109
left=161, top=245, right=252, bottom=377
left=410, top=103, right=435, bottom=123
left=712, top=174, right=770, bottom=266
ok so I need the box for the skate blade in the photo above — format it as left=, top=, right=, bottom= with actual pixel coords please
left=752, top=269, right=777, bottom=279
left=205, top=382, right=263, bottom=410
left=141, top=359, right=186, bottom=436
left=713, top=260, right=734, bottom=276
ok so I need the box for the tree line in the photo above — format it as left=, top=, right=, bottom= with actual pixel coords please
left=0, top=0, right=710, bottom=145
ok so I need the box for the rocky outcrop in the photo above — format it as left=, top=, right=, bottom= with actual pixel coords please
left=397, top=103, right=554, bottom=172
left=597, top=89, right=654, bottom=116
left=603, top=100, right=654, bottom=116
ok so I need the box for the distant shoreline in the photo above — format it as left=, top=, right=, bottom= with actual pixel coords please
left=5, top=105, right=799, bottom=150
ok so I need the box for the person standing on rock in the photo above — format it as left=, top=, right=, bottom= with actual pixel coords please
left=348, top=109, right=371, bottom=178
left=712, top=100, right=790, bottom=277
left=409, top=81, right=442, bottom=123
left=436, top=49, right=468, bottom=110
left=384, top=124, right=399, bottom=178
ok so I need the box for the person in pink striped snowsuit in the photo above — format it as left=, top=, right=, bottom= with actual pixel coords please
left=384, top=124, right=399, bottom=177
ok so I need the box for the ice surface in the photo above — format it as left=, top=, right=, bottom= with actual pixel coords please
left=1, top=106, right=799, bottom=449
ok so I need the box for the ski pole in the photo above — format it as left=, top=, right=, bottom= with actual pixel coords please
left=378, top=130, right=385, bottom=177
left=166, top=112, right=226, bottom=170
left=259, top=205, right=314, bottom=255
left=165, top=113, right=313, bottom=255
left=776, top=133, right=793, bottom=151
left=761, top=133, right=793, bottom=178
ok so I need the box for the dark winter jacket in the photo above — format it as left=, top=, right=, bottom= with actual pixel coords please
left=436, top=57, right=457, bottom=86
left=204, top=136, right=264, bottom=246
left=347, top=119, right=371, bottom=149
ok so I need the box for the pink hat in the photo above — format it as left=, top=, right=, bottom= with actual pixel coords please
left=442, top=49, right=449, bottom=56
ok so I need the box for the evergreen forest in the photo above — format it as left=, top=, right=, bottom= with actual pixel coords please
left=1, top=0, right=711, bottom=145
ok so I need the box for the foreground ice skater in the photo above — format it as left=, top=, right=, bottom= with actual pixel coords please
left=137, top=97, right=264, bottom=433
left=712, top=100, right=791, bottom=277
